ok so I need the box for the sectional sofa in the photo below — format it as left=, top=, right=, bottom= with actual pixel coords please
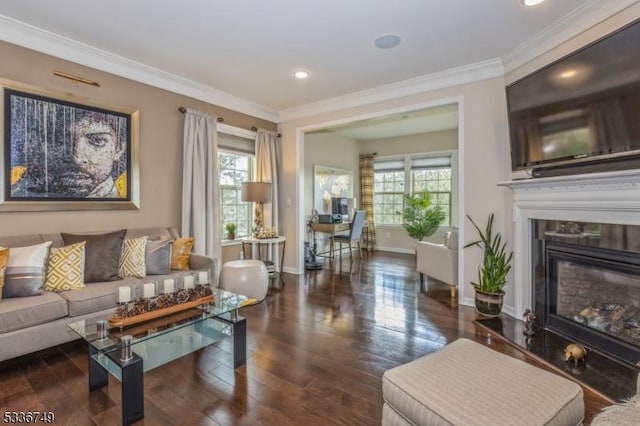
left=0, top=227, right=214, bottom=361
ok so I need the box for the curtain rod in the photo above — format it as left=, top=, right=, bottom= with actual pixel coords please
left=178, top=106, right=224, bottom=122
left=178, top=107, right=280, bottom=137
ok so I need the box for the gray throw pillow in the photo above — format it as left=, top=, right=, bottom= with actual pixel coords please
left=62, top=229, right=126, bottom=283
left=145, top=238, right=172, bottom=275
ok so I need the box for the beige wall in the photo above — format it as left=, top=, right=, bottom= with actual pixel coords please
left=358, top=129, right=458, bottom=253
left=303, top=131, right=360, bottom=219
left=0, top=41, right=276, bottom=238
left=280, top=79, right=512, bottom=309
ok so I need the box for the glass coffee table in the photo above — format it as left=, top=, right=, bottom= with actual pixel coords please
left=68, top=288, right=249, bottom=425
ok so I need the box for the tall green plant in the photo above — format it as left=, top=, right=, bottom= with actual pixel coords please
left=464, top=213, right=513, bottom=294
left=402, top=190, right=446, bottom=241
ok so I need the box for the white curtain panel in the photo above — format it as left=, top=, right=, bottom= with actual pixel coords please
left=181, top=109, right=221, bottom=274
left=255, top=129, right=279, bottom=229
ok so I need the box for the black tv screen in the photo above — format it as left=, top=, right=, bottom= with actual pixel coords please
left=507, top=18, right=640, bottom=171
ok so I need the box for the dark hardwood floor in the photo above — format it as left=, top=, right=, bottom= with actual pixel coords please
left=0, top=252, right=613, bottom=425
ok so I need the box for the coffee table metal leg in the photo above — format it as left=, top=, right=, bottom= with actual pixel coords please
left=217, top=312, right=247, bottom=368
left=88, top=345, right=108, bottom=391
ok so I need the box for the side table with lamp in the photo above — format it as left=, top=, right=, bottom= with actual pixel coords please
left=240, top=181, right=285, bottom=286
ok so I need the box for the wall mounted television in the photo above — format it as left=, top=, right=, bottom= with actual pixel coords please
left=507, top=18, right=640, bottom=173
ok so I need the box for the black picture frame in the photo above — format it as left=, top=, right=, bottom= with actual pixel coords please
left=1, top=80, right=139, bottom=211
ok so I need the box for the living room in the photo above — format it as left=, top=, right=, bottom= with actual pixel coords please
left=1, top=1, right=640, bottom=425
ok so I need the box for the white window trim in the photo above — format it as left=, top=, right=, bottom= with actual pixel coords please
left=218, top=123, right=256, bottom=140
left=218, top=124, right=257, bottom=241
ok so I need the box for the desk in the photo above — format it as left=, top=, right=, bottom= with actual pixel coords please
left=310, top=222, right=351, bottom=235
left=241, top=236, right=286, bottom=273
left=310, top=222, right=352, bottom=259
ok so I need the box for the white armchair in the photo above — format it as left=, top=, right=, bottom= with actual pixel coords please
left=416, top=228, right=458, bottom=301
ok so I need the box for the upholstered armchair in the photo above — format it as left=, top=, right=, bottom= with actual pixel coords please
left=416, top=228, right=458, bottom=301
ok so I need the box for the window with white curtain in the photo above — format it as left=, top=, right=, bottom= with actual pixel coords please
left=374, top=153, right=454, bottom=227
left=218, top=129, right=255, bottom=240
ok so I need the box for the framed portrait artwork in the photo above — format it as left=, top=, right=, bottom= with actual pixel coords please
left=0, top=79, right=139, bottom=211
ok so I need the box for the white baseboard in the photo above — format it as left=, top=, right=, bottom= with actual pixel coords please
left=375, top=246, right=415, bottom=254
left=282, top=266, right=301, bottom=275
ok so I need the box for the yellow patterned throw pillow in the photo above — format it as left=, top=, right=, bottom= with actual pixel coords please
left=44, top=242, right=86, bottom=292
left=0, top=247, right=10, bottom=300
left=119, top=236, right=148, bottom=278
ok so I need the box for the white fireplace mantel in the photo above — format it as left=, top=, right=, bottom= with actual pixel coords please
left=498, top=168, right=640, bottom=316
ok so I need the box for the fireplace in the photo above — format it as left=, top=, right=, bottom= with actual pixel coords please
left=532, top=220, right=640, bottom=367
left=496, top=170, right=640, bottom=397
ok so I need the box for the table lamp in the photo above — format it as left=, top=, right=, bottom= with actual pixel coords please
left=241, top=182, right=272, bottom=233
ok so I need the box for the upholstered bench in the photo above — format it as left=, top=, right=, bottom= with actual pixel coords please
left=382, top=338, right=584, bottom=426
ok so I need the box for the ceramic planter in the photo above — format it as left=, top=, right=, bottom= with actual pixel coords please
left=474, top=289, right=505, bottom=317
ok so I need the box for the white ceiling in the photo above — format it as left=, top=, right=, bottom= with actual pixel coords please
left=0, top=0, right=633, bottom=120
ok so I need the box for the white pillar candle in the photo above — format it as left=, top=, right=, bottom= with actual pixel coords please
left=183, top=275, right=194, bottom=289
left=198, top=271, right=208, bottom=284
left=143, top=283, right=155, bottom=298
left=118, top=286, right=131, bottom=303
left=163, top=279, right=175, bottom=294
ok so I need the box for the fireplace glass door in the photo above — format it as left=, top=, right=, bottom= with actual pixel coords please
left=546, top=242, right=640, bottom=366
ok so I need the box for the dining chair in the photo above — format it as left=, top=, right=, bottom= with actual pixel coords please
left=331, top=210, right=367, bottom=261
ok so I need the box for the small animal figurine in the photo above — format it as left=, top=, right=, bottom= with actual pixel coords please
left=522, top=308, right=537, bottom=336
left=564, top=343, right=588, bottom=364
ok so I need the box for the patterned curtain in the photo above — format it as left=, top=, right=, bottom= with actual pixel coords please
left=359, top=154, right=376, bottom=251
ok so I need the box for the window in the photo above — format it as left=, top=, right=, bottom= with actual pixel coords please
left=373, top=159, right=405, bottom=225
left=411, top=156, right=452, bottom=227
left=218, top=128, right=256, bottom=240
left=219, top=151, right=252, bottom=238
left=373, top=154, right=454, bottom=227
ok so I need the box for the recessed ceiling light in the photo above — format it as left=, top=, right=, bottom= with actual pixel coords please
left=522, top=0, right=545, bottom=6
left=374, top=34, right=401, bottom=49
left=293, top=70, right=309, bottom=79
left=559, top=69, right=577, bottom=79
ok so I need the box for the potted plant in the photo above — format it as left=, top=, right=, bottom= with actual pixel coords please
left=225, top=222, right=237, bottom=240
left=401, top=190, right=446, bottom=242
left=464, top=213, right=513, bottom=317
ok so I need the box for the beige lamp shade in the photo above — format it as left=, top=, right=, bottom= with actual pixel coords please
left=241, top=182, right=272, bottom=203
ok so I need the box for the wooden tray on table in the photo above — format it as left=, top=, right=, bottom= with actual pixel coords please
left=108, top=295, right=214, bottom=329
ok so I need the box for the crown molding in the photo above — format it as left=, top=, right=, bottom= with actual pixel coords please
left=278, top=58, right=504, bottom=122
left=0, top=14, right=279, bottom=123
left=502, top=0, right=640, bottom=76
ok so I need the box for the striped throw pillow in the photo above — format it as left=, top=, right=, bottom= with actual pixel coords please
left=119, top=236, right=148, bottom=278
left=44, top=242, right=86, bottom=292
left=3, top=241, right=52, bottom=298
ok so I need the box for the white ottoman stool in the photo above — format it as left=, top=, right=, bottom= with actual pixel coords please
left=219, top=259, right=269, bottom=302
left=382, top=338, right=584, bottom=426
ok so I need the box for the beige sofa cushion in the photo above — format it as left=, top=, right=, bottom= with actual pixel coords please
left=383, top=338, right=584, bottom=426
left=58, top=277, right=139, bottom=316
left=0, top=292, right=68, bottom=333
